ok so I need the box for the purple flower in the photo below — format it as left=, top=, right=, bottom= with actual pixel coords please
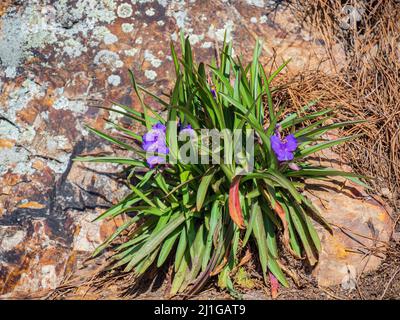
left=142, top=122, right=169, bottom=168
left=146, top=155, right=166, bottom=168
left=270, top=133, right=298, bottom=162
left=144, top=141, right=169, bottom=154
left=210, top=87, right=217, bottom=98
left=142, top=123, right=167, bottom=151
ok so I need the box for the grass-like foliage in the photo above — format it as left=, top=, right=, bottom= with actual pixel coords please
left=75, top=34, right=367, bottom=298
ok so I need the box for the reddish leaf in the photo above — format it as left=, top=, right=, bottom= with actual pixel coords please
left=210, top=256, right=228, bottom=276
left=238, top=249, right=252, bottom=267
left=269, top=272, right=279, bottom=299
left=228, top=176, right=245, bottom=229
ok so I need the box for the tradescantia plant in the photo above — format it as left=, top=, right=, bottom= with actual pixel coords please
left=75, top=34, right=367, bottom=298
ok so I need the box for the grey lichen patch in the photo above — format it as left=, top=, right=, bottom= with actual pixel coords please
left=46, top=135, right=70, bottom=153
left=62, top=38, right=88, bottom=58
left=188, top=33, right=204, bottom=45
left=53, top=95, right=88, bottom=114
left=117, top=3, right=133, bottom=18
left=201, top=42, right=213, bottom=49
left=0, top=120, right=19, bottom=142
left=144, top=50, right=162, bottom=68
left=107, top=74, right=121, bottom=86
left=0, top=147, right=34, bottom=176
left=103, top=32, right=118, bottom=45
left=94, top=50, right=124, bottom=70
left=0, top=0, right=118, bottom=77
left=168, top=9, right=187, bottom=29
left=145, top=8, right=156, bottom=16
left=121, top=23, right=134, bottom=33
left=105, top=104, right=125, bottom=130
left=46, top=152, right=70, bottom=174
left=144, top=69, right=157, bottom=80
left=0, top=126, right=72, bottom=176
left=157, top=0, right=168, bottom=7
left=0, top=79, right=76, bottom=176
left=0, top=6, right=55, bottom=78
left=207, top=20, right=234, bottom=42
left=91, top=26, right=112, bottom=44
left=259, top=15, right=268, bottom=23
left=64, top=0, right=117, bottom=24
left=4, top=79, right=47, bottom=122
left=0, top=229, right=27, bottom=252
left=131, top=0, right=157, bottom=4
left=246, top=0, right=265, bottom=7
left=15, top=151, right=69, bottom=176
left=125, top=48, right=139, bottom=57
left=165, top=0, right=192, bottom=29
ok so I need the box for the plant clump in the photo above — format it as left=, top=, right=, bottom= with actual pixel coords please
left=75, top=34, right=367, bottom=298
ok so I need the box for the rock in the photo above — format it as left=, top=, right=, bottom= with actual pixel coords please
left=0, top=0, right=345, bottom=298
left=306, top=148, right=392, bottom=287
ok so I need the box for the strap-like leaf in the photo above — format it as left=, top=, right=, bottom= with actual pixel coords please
left=252, top=201, right=269, bottom=282
left=228, top=176, right=245, bottom=229
left=123, top=214, right=186, bottom=271
left=196, top=170, right=215, bottom=211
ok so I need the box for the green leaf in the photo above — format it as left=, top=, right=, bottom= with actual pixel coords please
left=171, top=248, right=190, bottom=295
left=286, top=168, right=369, bottom=179
left=135, top=247, right=160, bottom=275
left=74, top=156, right=145, bottom=167
left=252, top=201, right=269, bottom=282
left=157, top=225, right=182, bottom=267
left=85, top=126, right=135, bottom=151
left=268, top=59, right=291, bottom=84
left=128, top=70, right=151, bottom=129
left=129, top=184, right=157, bottom=208
left=264, top=214, right=278, bottom=259
left=268, top=257, right=289, bottom=287
left=196, top=170, right=215, bottom=211
left=93, top=195, right=141, bottom=222
left=242, top=198, right=257, bottom=247
left=293, top=202, right=322, bottom=253
left=298, top=120, right=366, bottom=138
left=184, top=223, right=206, bottom=288
left=287, top=202, right=318, bottom=265
left=280, top=201, right=302, bottom=257
left=122, top=214, right=186, bottom=271
left=92, top=218, right=137, bottom=257
left=281, top=108, right=332, bottom=129
left=174, top=226, right=188, bottom=272
left=202, top=200, right=221, bottom=271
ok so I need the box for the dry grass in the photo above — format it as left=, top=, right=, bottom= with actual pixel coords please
left=283, top=0, right=400, bottom=216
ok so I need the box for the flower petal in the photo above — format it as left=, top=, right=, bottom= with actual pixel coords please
left=146, top=155, right=165, bottom=168
left=285, top=134, right=298, bottom=152
left=152, top=122, right=166, bottom=132
left=271, top=133, right=297, bottom=162
left=277, top=150, right=294, bottom=162
left=145, top=140, right=169, bottom=154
